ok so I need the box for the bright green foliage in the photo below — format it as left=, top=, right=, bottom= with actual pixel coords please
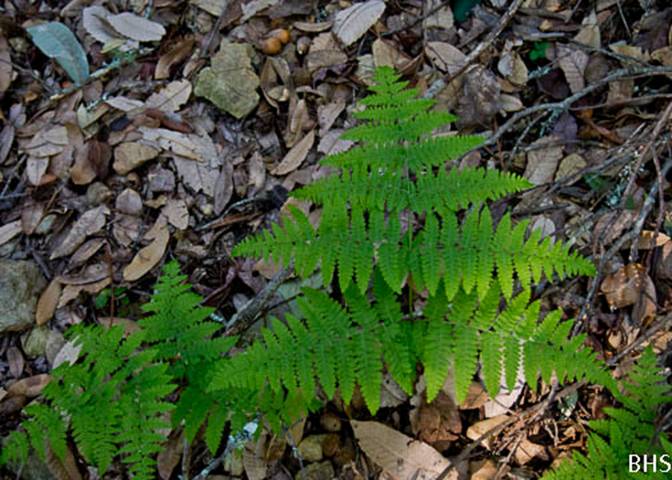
left=0, top=325, right=175, bottom=479
left=139, top=261, right=239, bottom=453
left=233, top=67, right=592, bottom=296
left=543, top=348, right=672, bottom=480
left=227, top=66, right=601, bottom=412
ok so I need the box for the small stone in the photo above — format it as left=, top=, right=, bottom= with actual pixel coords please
left=115, top=188, right=143, bottom=216
left=86, top=182, right=112, bottom=205
left=298, top=435, right=324, bottom=463
left=319, top=412, right=342, bottom=432
left=21, top=326, right=51, bottom=358
left=295, top=461, right=334, bottom=480
left=0, top=260, right=46, bottom=333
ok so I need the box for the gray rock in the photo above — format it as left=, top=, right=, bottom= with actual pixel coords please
left=0, top=260, right=46, bottom=333
left=298, top=435, right=325, bottom=463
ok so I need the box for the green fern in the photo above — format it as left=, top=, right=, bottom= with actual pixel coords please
left=542, top=348, right=671, bottom=480
left=0, top=325, right=174, bottom=479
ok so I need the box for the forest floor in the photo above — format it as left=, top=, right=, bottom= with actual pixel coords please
left=1, top=0, right=672, bottom=479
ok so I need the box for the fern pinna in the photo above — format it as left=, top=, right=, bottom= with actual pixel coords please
left=213, top=66, right=604, bottom=416
left=543, top=348, right=672, bottom=480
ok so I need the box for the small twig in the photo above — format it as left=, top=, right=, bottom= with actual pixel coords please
left=423, top=0, right=525, bottom=100
left=225, top=263, right=293, bottom=336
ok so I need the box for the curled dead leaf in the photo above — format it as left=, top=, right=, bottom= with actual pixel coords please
left=36, top=279, right=62, bottom=326
left=123, top=227, right=170, bottom=281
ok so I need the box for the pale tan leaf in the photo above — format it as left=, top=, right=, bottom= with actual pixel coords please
left=26, top=157, right=49, bottom=185
left=513, top=438, right=547, bottom=466
left=573, top=10, right=600, bottom=48
left=105, top=96, right=145, bottom=112
left=524, top=136, right=562, bottom=185
left=423, top=0, right=454, bottom=30
left=145, top=79, right=192, bottom=113
left=351, top=420, right=458, bottom=480
left=123, top=227, right=170, bottom=281
left=82, top=6, right=121, bottom=44
left=272, top=129, right=315, bottom=176
left=557, top=45, right=589, bottom=94
left=466, top=415, right=509, bottom=450
left=6, top=346, right=24, bottom=378
left=425, top=42, right=466, bottom=75
left=162, top=199, right=190, bottom=230
left=6, top=373, right=51, bottom=398
left=23, top=125, right=69, bottom=157
left=0, top=220, right=22, bottom=246
left=214, top=158, right=234, bottom=215
left=36, top=280, right=62, bottom=326
left=333, top=0, right=386, bottom=46
left=0, top=36, right=12, bottom=94
left=241, top=0, right=280, bottom=21
left=50, top=206, right=109, bottom=260
left=113, top=142, right=160, bottom=175
left=52, top=339, right=82, bottom=368
left=601, top=263, right=648, bottom=309
left=157, top=430, right=184, bottom=480
left=107, top=12, right=166, bottom=42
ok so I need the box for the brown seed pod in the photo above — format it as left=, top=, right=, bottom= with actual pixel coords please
left=268, top=28, right=291, bottom=45
left=261, top=37, right=282, bottom=55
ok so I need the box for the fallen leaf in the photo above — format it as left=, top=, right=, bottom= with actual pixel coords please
left=26, top=157, right=49, bottom=185
left=50, top=206, right=109, bottom=260
left=466, top=415, right=509, bottom=450
left=162, top=199, right=190, bottom=230
left=36, top=279, right=62, bottom=326
left=574, top=10, right=601, bottom=48
left=23, top=125, right=69, bottom=157
left=497, top=51, right=528, bottom=86
left=241, top=0, right=279, bottom=21
left=157, top=430, right=184, bottom=480
left=351, top=420, right=459, bottom=480
left=333, top=0, right=386, bottom=47
left=145, top=79, right=192, bottom=113
left=82, top=6, right=123, bottom=45
left=155, top=36, right=195, bottom=79
left=123, top=227, right=170, bottom=281
left=27, top=22, right=89, bottom=85
left=107, top=12, right=166, bottom=42
left=513, top=438, right=547, bottom=465
left=524, top=136, right=562, bottom=185
left=423, top=0, right=454, bottom=30
left=194, top=39, right=260, bottom=119
left=557, top=44, right=589, bottom=94
left=425, top=42, right=466, bottom=75
left=555, top=153, right=586, bottom=183
left=52, top=340, right=82, bottom=368
left=272, top=129, right=315, bottom=175
left=113, top=142, right=160, bottom=174
left=0, top=36, right=12, bottom=94
left=214, top=158, right=234, bottom=215
left=45, top=442, right=83, bottom=480
left=0, top=220, right=22, bottom=246
left=6, top=374, right=51, bottom=398
left=638, top=230, right=670, bottom=249
left=6, top=346, right=24, bottom=378
left=601, top=263, right=652, bottom=311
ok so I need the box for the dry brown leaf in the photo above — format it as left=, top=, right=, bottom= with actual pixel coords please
left=155, top=36, right=195, bottom=80
left=162, top=199, right=190, bottom=230
left=600, top=263, right=656, bottom=324
left=557, top=45, right=589, bottom=94
left=58, top=277, right=111, bottom=308
left=36, top=279, right=62, bottom=326
left=157, top=430, right=184, bottom=480
left=6, top=346, right=24, bottom=378
left=0, top=220, right=22, bottom=246
left=23, top=125, right=69, bottom=157
left=555, top=153, right=587, bottom=183
left=145, top=79, right=192, bottom=113
left=46, top=442, right=83, bottom=480
left=113, top=142, right=160, bottom=174
left=107, top=12, right=166, bottom=42
left=82, top=6, right=123, bottom=45
left=513, top=438, right=547, bottom=465
left=466, top=415, right=509, bottom=450
left=214, top=157, right=234, bottom=215
left=21, top=203, right=45, bottom=235
left=372, top=38, right=410, bottom=70
left=333, top=0, right=386, bottom=47
left=105, top=96, right=144, bottom=112
left=123, top=227, right=170, bottom=281
left=26, top=156, right=49, bottom=186
left=425, top=42, right=466, bottom=75
left=0, top=36, right=12, bottom=94
left=6, top=373, right=51, bottom=398
left=469, top=459, right=497, bottom=480
left=637, top=230, right=671, bottom=249
left=241, top=0, right=279, bottom=21
left=50, top=206, right=109, bottom=260
left=573, top=10, right=601, bottom=48
left=272, top=129, right=315, bottom=175
left=423, top=0, right=454, bottom=30
left=351, top=420, right=458, bottom=480
left=497, top=51, right=528, bottom=86
left=524, top=136, right=562, bottom=185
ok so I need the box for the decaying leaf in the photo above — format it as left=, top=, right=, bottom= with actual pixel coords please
left=0, top=36, right=12, bottom=94
left=36, top=279, right=62, bottom=326
left=145, top=79, right=192, bottom=112
left=557, top=44, right=589, bottom=94
left=637, top=230, right=670, bottom=249
left=333, top=0, right=386, bottom=47
left=600, top=262, right=656, bottom=326
left=466, top=415, right=509, bottom=450
left=351, top=420, right=459, bottom=480
left=107, top=12, right=166, bottom=42
left=155, top=36, right=195, bottom=79
left=0, top=220, right=22, bottom=246
left=6, top=373, right=51, bottom=398
left=524, top=136, right=563, bottom=185
left=113, top=142, right=160, bottom=174
left=123, top=227, right=170, bottom=281
left=50, top=206, right=109, bottom=260
left=195, top=39, right=260, bottom=119
left=214, top=157, right=234, bottom=215
left=272, top=129, right=315, bottom=176
left=425, top=42, right=466, bottom=75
